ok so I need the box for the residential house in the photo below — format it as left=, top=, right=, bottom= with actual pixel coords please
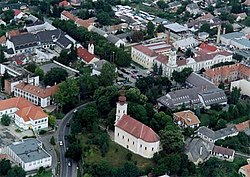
left=211, top=145, right=235, bottom=161
left=114, top=88, right=160, bottom=158
left=235, top=120, right=250, bottom=135
left=59, top=0, right=71, bottom=7
left=0, top=97, right=48, bottom=131
left=0, top=2, right=28, bottom=11
left=14, top=10, right=27, bottom=21
left=186, top=3, right=201, bottom=15
left=13, top=82, right=58, bottom=108
left=198, top=32, right=209, bottom=41
left=203, top=63, right=250, bottom=86
left=7, top=139, right=51, bottom=172
left=233, top=13, right=248, bottom=22
left=168, top=1, right=182, bottom=12
left=239, top=164, right=250, bottom=177
left=173, top=110, right=200, bottom=128
left=0, top=35, right=6, bottom=47
left=106, top=34, right=125, bottom=47
left=197, top=126, right=238, bottom=143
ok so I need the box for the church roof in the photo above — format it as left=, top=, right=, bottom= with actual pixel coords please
left=116, top=114, right=160, bottom=143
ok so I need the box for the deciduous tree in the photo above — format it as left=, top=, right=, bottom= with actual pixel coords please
left=99, top=63, right=117, bottom=87
left=44, top=68, right=68, bottom=86
left=1, top=114, right=11, bottom=126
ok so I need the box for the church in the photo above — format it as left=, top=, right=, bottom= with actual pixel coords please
left=114, top=88, right=160, bottom=158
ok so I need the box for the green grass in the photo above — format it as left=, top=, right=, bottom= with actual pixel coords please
left=33, top=170, right=52, bottom=177
left=79, top=133, right=153, bottom=169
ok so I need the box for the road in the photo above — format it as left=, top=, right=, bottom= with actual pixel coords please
left=57, top=103, right=91, bottom=177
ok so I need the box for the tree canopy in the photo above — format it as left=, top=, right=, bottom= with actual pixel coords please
left=44, top=68, right=68, bottom=86
left=1, top=114, right=11, bottom=126
left=172, top=68, right=193, bottom=84
left=99, top=63, right=117, bottom=87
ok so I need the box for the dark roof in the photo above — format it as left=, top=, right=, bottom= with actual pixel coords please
left=11, top=33, right=38, bottom=46
left=26, top=19, right=44, bottom=27
left=107, top=34, right=121, bottom=44
left=6, top=48, right=14, bottom=54
left=197, top=126, right=215, bottom=140
left=198, top=88, right=227, bottom=106
left=116, top=32, right=133, bottom=39
left=36, top=29, right=61, bottom=43
left=0, top=2, right=28, bottom=9
left=56, top=35, right=72, bottom=49
left=186, top=72, right=215, bottom=89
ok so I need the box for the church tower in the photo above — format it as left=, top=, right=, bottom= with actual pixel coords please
left=115, top=87, right=127, bottom=123
left=88, top=40, right=94, bottom=54
left=167, top=49, right=177, bottom=67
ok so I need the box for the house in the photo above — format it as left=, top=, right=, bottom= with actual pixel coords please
left=235, top=120, right=250, bottom=136
left=0, top=2, right=28, bottom=11
left=14, top=10, right=27, bottom=20
left=70, top=0, right=81, bottom=6
left=239, top=164, right=250, bottom=177
left=173, top=110, right=200, bottom=128
left=185, top=138, right=213, bottom=165
left=203, top=63, right=250, bottom=86
left=186, top=3, right=201, bottom=15
left=6, top=138, right=51, bottom=172
left=106, top=34, right=125, bottom=47
left=198, top=32, right=209, bottom=41
left=233, top=13, right=248, bottom=22
left=59, top=0, right=71, bottom=7
left=173, top=37, right=199, bottom=50
left=61, top=10, right=76, bottom=21
left=114, top=88, right=160, bottom=158
left=77, top=44, right=99, bottom=64
left=0, top=97, right=48, bottom=131
left=197, top=126, right=238, bottom=143
left=211, top=145, right=235, bottom=161
left=10, top=54, right=28, bottom=66
left=13, top=82, right=59, bottom=108
left=157, top=73, right=227, bottom=110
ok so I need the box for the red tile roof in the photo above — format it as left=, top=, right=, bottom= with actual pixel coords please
left=194, top=50, right=232, bottom=62
left=116, top=114, right=160, bottom=143
left=212, top=145, right=234, bottom=156
left=133, top=44, right=157, bottom=57
left=61, top=10, right=76, bottom=21
left=174, top=110, right=200, bottom=126
left=0, top=35, right=6, bottom=44
left=59, top=0, right=71, bottom=7
left=199, top=43, right=217, bottom=53
left=75, top=18, right=95, bottom=28
left=240, top=164, right=250, bottom=177
left=77, top=46, right=96, bottom=63
left=235, top=120, right=250, bottom=132
left=155, top=54, right=168, bottom=64
left=15, top=83, right=59, bottom=98
left=14, top=10, right=22, bottom=16
left=0, top=97, right=47, bottom=122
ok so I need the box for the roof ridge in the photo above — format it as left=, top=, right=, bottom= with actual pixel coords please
left=140, top=124, right=144, bottom=139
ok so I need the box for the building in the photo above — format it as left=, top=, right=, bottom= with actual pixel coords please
left=106, top=34, right=125, bottom=47
left=173, top=110, right=200, bottom=128
left=220, top=32, right=250, bottom=49
left=114, top=88, right=160, bottom=158
left=13, top=82, right=58, bottom=108
left=7, top=139, right=51, bottom=172
left=77, top=45, right=99, bottom=64
left=239, top=164, right=250, bottom=177
left=157, top=73, right=227, bottom=110
left=197, top=126, right=238, bottom=143
left=203, top=63, right=250, bottom=86
left=186, top=3, right=201, bottom=15
left=211, top=145, right=235, bottom=161
left=91, top=60, right=109, bottom=76
left=230, top=79, right=250, bottom=98
left=173, top=37, right=199, bottom=50
left=0, top=97, right=48, bottom=131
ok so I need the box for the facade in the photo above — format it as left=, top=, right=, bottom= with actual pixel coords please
left=220, top=32, right=250, bottom=49
left=203, top=63, right=250, bottom=86
left=7, top=139, right=51, bottom=172
left=0, top=97, right=48, bottom=131
left=13, top=82, right=58, bottom=108
left=173, top=110, right=200, bottom=128
left=114, top=88, right=160, bottom=158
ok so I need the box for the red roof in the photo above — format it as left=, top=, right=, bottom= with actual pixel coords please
left=133, top=45, right=157, bottom=57
left=75, top=18, right=94, bottom=28
left=155, top=54, right=168, bottom=64
left=77, top=46, right=96, bottom=63
left=61, top=10, right=76, bottom=21
left=199, top=43, right=217, bottom=53
left=59, top=0, right=71, bottom=7
left=0, top=36, right=6, bottom=44
left=116, top=114, right=160, bottom=143
left=14, top=9, right=22, bottom=16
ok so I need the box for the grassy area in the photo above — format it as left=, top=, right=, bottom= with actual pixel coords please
left=33, top=170, right=52, bottom=177
left=79, top=133, right=153, bottom=169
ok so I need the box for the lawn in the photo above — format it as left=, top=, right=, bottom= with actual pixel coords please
left=79, top=133, right=153, bottom=169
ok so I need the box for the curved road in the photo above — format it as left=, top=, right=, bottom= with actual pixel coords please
left=57, top=103, right=91, bottom=177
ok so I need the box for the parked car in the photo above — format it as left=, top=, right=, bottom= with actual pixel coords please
left=59, top=141, right=63, bottom=146
left=68, top=160, right=72, bottom=167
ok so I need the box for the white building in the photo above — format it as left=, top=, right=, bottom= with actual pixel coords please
left=0, top=97, right=48, bottom=131
left=220, top=32, right=250, bottom=49
left=13, top=82, right=58, bottom=108
left=7, top=139, right=52, bottom=172
left=114, top=88, right=160, bottom=158
left=230, top=79, right=250, bottom=97
left=173, top=37, right=199, bottom=50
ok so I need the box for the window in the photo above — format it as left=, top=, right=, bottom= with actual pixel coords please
left=122, top=136, right=124, bottom=139
left=133, top=141, right=134, bottom=145
left=145, top=147, right=147, bottom=150
left=127, top=138, right=129, bottom=142
left=29, top=163, right=32, bottom=166
left=152, top=148, right=154, bottom=151
left=140, top=144, right=142, bottom=148
left=117, top=133, right=119, bottom=136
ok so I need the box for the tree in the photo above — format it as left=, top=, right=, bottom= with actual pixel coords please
left=117, top=162, right=139, bottom=177
left=7, top=166, right=26, bottom=177
left=131, top=31, right=144, bottom=42
left=229, top=87, right=241, bottom=104
left=65, top=142, right=82, bottom=162
left=172, top=68, right=193, bottom=84
left=215, top=119, right=227, bottom=130
left=147, top=21, right=155, bottom=37
left=34, top=67, right=44, bottom=80
left=115, top=49, right=131, bottom=67
left=153, top=63, right=158, bottom=74
left=157, top=0, right=167, bottom=9
left=25, top=63, right=37, bottom=73
left=126, top=88, right=147, bottom=105
left=1, top=114, right=11, bottom=126
left=78, top=75, right=99, bottom=99
left=0, top=159, right=11, bottom=176
left=99, top=63, right=117, bottom=87
left=199, top=23, right=211, bottom=33
left=159, top=125, right=184, bottom=153
left=54, top=78, right=80, bottom=111
left=185, top=48, right=194, bottom=58
left=150, top=111, right=172, bottom=133
left=50, top=136, right=56, bottom=145
left=2, top=10, right=14, bottom=23
left=48, top=115, right=56, bottom=128
left=44, top=68, right=68, bottom=86
left=158, top=64, right=163, bottom=75
left=243, top=16, right=250, bottom=27
left=0, top=47, right=7, bottom=63
left=128, top=103, right=148, bottom=124
left=156, top=24, right=165, bottom=33
left=97, top=11, right=111, bottom=25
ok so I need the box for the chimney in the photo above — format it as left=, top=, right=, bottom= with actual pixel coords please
left=216, top=24, right=221, bottom=44
left=222, top=27, right=226, bottom=35
left=199, top=146, right=203, bottom=155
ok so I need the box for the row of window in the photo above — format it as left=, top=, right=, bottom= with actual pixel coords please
left=29, top=158, right=51, bottom=166
left=34, top=119, right=47, bottom=124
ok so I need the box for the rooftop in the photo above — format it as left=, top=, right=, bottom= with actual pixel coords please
left=164, top=23, right=188, bottom=33
left=174, top=110, right=200, bottom=126
left=240, top=164, right=250, bottom=177
left=77, top=46, right=97, bottom=63
left=8, top=139, right=50, bottom=163
left=220, top=32, right=245, bottom=39
left=212, top=145, right=234, bottom=156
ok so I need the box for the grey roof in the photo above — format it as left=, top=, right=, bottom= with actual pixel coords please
left=56, top=35, right=72, bottom=49
left=90, top=26, right=107, bottom=37
left=11, top=33, right=38, bottom=49
left=185, top=138, right=213, bottom=164
left=116, top=32, right=133, bottom=39
left=198, top=88, right=227, bottom=106
left=232, top=38, right=250, bottom=48
left=186, top=73, right=215, bottom=89
left=93, top=60, right=109, bottom=72
left=186, top=3, right=199, bottom=9
left=198, top=126, right=238, bottom=141
left=235, top=49, right=250, bottom=59
left=36, top=29, right=61, bottom=43
left=107, top=34, right=121, bottom=44
left=8, top=139, right=50, bottom=163
left=220, top=32, right=245, bottom=39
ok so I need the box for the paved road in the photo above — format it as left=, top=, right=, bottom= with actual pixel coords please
left=57, top=103, right=92, bottom=177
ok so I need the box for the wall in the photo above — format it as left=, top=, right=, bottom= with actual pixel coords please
left=230, top=79, right=250, bottom=97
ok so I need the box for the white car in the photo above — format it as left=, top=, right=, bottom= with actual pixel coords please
left=73, top=109, right=78, bottom=113
left=59, top=141, right=63, bottom=146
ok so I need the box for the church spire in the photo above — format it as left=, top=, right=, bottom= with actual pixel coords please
left=115, top=87, right=128, bottom=123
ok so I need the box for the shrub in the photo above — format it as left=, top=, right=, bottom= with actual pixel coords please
left=39, top=130, right=47, bottom=135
